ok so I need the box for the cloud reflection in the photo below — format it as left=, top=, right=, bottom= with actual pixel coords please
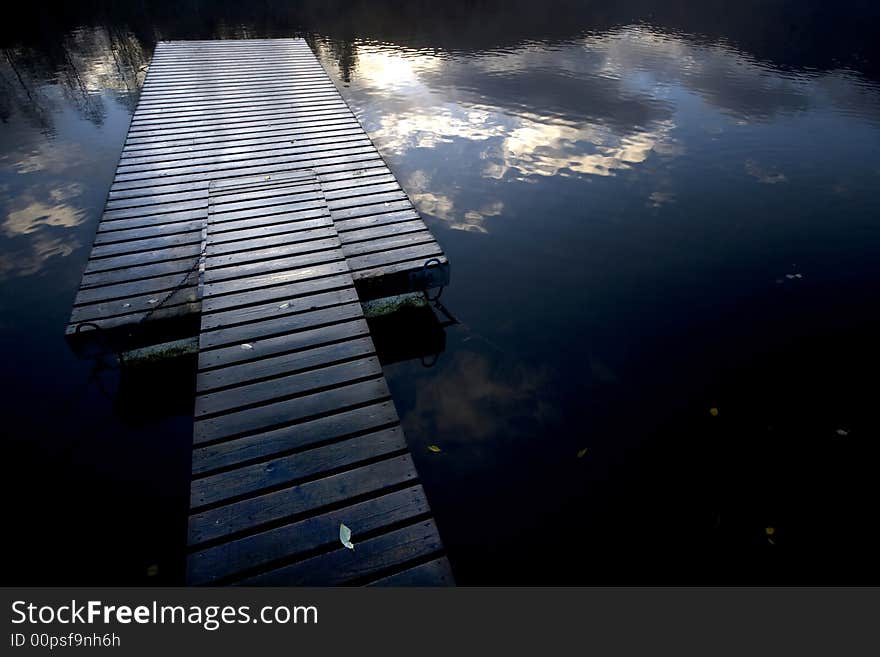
left=744, top=159, right=787, bottom=185
left=0, top=187, right=87, bottom=280
left=317, top=26, right=880, bottom=235
left=0, top=26, right=143, bottom=280
left=403, top=348, right=557, bottom=441
left=5, top=197, right=86, bottom=236
left=481, top=116, right=676, bottom=180
left=0, top=232, right=80, bottom=279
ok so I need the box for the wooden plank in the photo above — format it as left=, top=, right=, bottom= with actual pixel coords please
left=201, top=261, right=352, bottom=298
left=188, top=486, right=429, bottom=585
left=73, top=270, right=198, bottom=306
left=80, top=258, right=195, bottom=288
left=117, top=136, right=372, bottom=175
left=119, top=121, right=362, bottom=159
left=196, top=336, right=376, bottom=395
left=190, top=426, right=407, bottom=506
left=206, top=226, right=339, bottom=256
left=200, top=273, right=355, bottom=314
left=130, top=93, right=342, bottom=123
left=105, top=155, right=385, bottom=198
left=342, top=231, right=438, bottom=257
left=198, top=302, right=364, bottom=350
left=203, top=249, right=345, bottom=284
left=93, top=219, right=203, bottom=244
left=122, top=116, right=358, bottom=152
left=231, top=520, right=444, bottom=586
left=206, top=237, right=342, bottom=268
left=199, top=286, right=358, bottom=331
left=112, top=146, right=379, bottom=187
left=69, top=288, right=198, bottom=325
left=197, top=318, right=371, bottom=371
left=119, top=128, right=364, bottom=167
left=194, top=355, right=383, bottom=418
left=367, top=557, right=455, bottom=587
left=192, top=377, right=391, bottom=444
left=191, top=400, right=398, bottom=474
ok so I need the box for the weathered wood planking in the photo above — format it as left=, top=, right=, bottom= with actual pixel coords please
left=67, top=38, right=449, bottom=349
left=187, top=172, right=451, bottom=586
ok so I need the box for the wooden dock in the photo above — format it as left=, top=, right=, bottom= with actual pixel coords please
left=67, top=39, right=453, bottom=585
left=67, top=38, right=449, bottom=350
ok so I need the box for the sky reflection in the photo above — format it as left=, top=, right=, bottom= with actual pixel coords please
left=316, top=27, right=880, bottom=239
left=0, top=27, right=141, bottom=281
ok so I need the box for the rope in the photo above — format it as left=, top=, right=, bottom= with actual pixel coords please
left=137, top=244, right=205, bottom=326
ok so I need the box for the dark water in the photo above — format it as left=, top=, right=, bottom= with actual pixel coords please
left=2, top=1, right=880, bottom=584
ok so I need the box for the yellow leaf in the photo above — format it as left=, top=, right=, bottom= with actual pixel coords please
left=765, top=526, right=775, bottom=536
left=709, top=407, right=719, bottom=417
left=146, top=564, right=159, bottom=577
left=576, top=447, right=589, bottom=459
left=428, top=445, right=442, bottom=453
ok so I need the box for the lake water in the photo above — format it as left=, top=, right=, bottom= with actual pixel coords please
left=2, top=0, right=879, bottom=584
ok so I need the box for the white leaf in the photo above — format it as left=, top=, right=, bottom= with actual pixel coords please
left=339, top=523, right=355, bottom=550
left=241, top=343, right=254, bottom=350
left=147, top=298, right=159, bottom=304
left=278, top=302, right=290, bottom=310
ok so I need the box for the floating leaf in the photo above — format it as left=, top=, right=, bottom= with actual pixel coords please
left=278, top=302, right=290, bottom=310
left=427, top=445, right=442, bottom=453
left=241, top=343, right=254, bottom=350
left=339, top=523, right=354, bottom=550
left=146, top=564, right=159, bottom=577
left=835, top=428, right=849, bottom=437
left=576, top=447, right=589, bottom=459
left=709, top=407, right=719, bottom=417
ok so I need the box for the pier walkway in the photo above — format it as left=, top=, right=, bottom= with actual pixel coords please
left=67, top=38, right=449, bottom=348
left=66, top=39, right=453, bottom=586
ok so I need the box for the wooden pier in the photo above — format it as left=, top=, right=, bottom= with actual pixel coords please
left=67, top=39, right=453, bottom=585
left=68, top=38, right=449, bottom=349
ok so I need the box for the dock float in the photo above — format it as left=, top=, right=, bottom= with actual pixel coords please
left=66, top=39, right=453, bottom=585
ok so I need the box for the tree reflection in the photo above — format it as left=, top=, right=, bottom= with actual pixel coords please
left=1, top=25, right=147, bottom=132
left=0, top=0, right=877, bottom=122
